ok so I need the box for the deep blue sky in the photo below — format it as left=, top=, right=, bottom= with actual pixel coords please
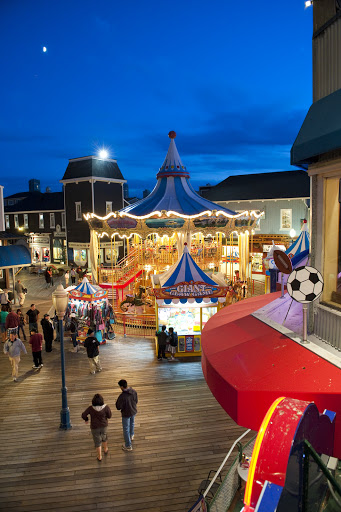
left=1, top=1, right=313, bottom=198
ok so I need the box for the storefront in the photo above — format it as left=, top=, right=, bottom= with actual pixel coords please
left=52, top=225, right=67, bottom=264
left=26, top=233, right=51, bottom=264
left=153, top=244, right=227, bottom=357
left=69, top=242, right=90, bottom=267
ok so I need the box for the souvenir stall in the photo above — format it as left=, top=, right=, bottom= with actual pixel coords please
left=67, top=277, right=112, bottom=344
left=152, top=243, right=228, bottom=357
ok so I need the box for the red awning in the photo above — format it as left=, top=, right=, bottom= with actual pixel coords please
left=201, top=292, right=341, bottom=458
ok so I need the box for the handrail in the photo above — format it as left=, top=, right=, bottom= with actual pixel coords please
left=203, top=429, right=251, bottom=498
left=303, top=440, right=341, bottom=504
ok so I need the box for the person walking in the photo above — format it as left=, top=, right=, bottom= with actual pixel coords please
left=116, top=379, right=138, bottom=452
left=84, top=328, right=101, bottom=374
left=70, top=268, right=76, bottom=285
left=15, top=279, right=26, bottom=307
left=45, top=268, right=51, bottom=288
left=70, top=313, right=79, bottom=352
left=82, top=393, right=112, bottom=461
left=5, top=308, right=20, bottom=335
left=26, top=304, right=40, bottom=332
left=3, top=330, right=27, bottom=381
left=0, top=289, right=9, bottom=309
left=29, top=328, right=43, bottom=369
left=167, top=327, right=178, bottom=361
left=41, top=313, right=54, bottom=352
left=156, top=324, right=169, bottom=360
left=0, top=305, right=9, bottom=343
left=17, top=309, right=27, bottom=341
left=64, top=270, right=70, bottom=287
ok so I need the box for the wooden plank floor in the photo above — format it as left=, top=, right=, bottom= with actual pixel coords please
left=0, top=271, right=254, bottom=512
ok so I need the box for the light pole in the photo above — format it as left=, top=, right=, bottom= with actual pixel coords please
left=52, top=284, right=72, bottom=430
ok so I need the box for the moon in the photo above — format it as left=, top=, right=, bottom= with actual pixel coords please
left=43, top=46, right=47, bottom=52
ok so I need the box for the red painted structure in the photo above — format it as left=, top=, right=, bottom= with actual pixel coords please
left=201, top=292, right=341, bottom=457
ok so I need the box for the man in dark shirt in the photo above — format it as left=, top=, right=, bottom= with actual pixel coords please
left=156, top=324, right=168, bottom=361
left=116, top=379, right=138, bottom=452
left=26, top=304, right=40, bottom=332
left=84, top=328, right=101, bottom=374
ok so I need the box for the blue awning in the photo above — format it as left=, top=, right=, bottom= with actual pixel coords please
left=291, top=89, right=341, bottom=166
left=0, top=245, right=31, bottom=269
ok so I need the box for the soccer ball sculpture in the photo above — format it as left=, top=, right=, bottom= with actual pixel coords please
left=287, top=266, right=324, bottom=304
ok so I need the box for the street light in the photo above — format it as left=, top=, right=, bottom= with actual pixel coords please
left=52, top=284, right=72, bottom=430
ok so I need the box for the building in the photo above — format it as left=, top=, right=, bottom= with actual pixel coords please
left=4, top=155, right=126, bottom=267
left=291, top=0, right=341, bottom=342
left=201, top=169, right=310, bottom=276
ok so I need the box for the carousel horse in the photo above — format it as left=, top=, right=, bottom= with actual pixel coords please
left=120, top=286, right=153, bottom=312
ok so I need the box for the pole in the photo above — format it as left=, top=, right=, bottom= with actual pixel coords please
left=58, top=316, right=72, bottom=429
left=302, top=304, right=309, bottom=344
left=280, top=273, right=284, bottom=298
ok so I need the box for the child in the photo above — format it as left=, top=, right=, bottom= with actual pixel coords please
left=82, top=394, right=112, bottom=461
left=17, top=309, right=26, bottom=341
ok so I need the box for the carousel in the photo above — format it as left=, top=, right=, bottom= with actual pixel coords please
left=85, top=132, right=263, bottom=331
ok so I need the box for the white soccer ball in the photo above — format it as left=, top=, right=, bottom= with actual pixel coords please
left=287, top=266, right=324, bottom=304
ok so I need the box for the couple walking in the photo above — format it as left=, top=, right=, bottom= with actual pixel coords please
left=156, top=325, right=178, bottom=361
left=82, top=379, right=138, bottom=461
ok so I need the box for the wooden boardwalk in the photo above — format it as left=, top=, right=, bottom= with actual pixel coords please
left=0, top=271, right=254, bottom=512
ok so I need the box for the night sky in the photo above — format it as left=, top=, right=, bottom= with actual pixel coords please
left=1, top=1, right=312, bottom=198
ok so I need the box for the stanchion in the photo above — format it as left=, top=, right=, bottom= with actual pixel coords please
left=301, top=304, right=309, bottom=344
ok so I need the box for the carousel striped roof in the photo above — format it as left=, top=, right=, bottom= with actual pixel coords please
left=120, top=133, right=236, bottom=218
left=160, top=244, right=218, bottom=287
left=285, top=221, right=310, bottom=268
left=74, top=277, right=100, bottom=295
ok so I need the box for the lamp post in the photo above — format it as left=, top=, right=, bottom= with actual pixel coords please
left=52, top=284, right=72, bottom=430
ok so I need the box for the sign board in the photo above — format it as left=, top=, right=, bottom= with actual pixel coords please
left=69, top=242, right=90, bottom=249
left=263, top=244, right=286, bottom=253
left=287, top=266, right=324, bottom=303
left=153, top=280, right=226, bottom=300
left=101, top=241, right=123, bottom=248
left=185, top=335, right=194, bottom=352
left=273, top=250, right=292, bottom=274
left=53, top=231, right=66, bottom=238
left=27, top=236, right=50, bottom=245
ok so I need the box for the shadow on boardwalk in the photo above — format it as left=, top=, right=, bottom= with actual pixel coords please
left=0, top=270, right=254, bottom=512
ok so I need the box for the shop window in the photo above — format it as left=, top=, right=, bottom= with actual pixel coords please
left=61, top=212, right=66, bottom=228
left=39, top=213, right=44, bottom=229
left=324, top=177, right=341, bottom=304
left=50, top=213, right=55, bottom=229
left=14, top=215, right=19, bottom=228
left=24, top=214, right=29, bottom=229
left=74, top=249, right=87, bottom=263
left=75, top=202, right=82, bottom=221
left=106, top=201, right=113, bottom=215
left=5, top=215, right=10, bottom=229
left=280, top=209, right=292, bottom=230
left=8, top=199, right=14, bottom=205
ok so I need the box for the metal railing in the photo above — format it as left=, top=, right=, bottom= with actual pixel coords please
left=314, top=303, right=341, bottom=351
left=114, top=312, right=156, bottom=338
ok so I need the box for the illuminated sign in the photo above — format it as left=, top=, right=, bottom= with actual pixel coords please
left=153, top=280, right=226, bottom=299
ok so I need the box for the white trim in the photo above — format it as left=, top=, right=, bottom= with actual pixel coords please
left=91, top=182, right=94, bottom=214
left=5, top=209, right=65, bottom=214
left=60, top=176, right=126, bottom=185
left=215, top=197, right=309, bottom=204
left=68, top=155, right=118, bottom=163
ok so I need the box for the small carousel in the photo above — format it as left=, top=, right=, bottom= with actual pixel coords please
left=85, top=132, right=263, bottom=332
left=68, top=277, right=112, bottom=344
left=152, top=243, right=228, bottom=356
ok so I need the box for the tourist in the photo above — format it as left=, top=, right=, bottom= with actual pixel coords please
left=0, top=289, right=9, bottom=309
left=167, top=327, right=178, bottom=361
left=84, top=328, right=101, bottom=374
left=156, top=324, right=168, bottom=360
left=3, top=330, right=27, bottom=382
left=64, top=270, right=70, bottom=287
left=0, top=305, right=9, bottom=343
left=116, top=379, right=138, bottom=452
left=70, top=313, right=79, bottom=352
left=45, top=268, right=51, bottom=288
left=5, top=307, right=20, bottom=335
left=41, top=313, right=54, bottom=352
left=15, top=279, right=26, bottom=307
left=26, top=304, right=40, bottom=332
left=29, top=328, right=43, bottom=369
left=70, top=268, right=76, bottom=285
left=17, top=309, right=27, bottom=341
left=82, top=393, right=112, bottom=461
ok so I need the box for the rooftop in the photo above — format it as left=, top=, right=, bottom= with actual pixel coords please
left=61, top=155, right=125, bottom=181
left=4, top=192, right=64, bottom=212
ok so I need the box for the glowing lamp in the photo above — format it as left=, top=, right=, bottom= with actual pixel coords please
left=305, top=0, right=313, bottom=7
left=290, top=229, right=296, bottom=239
left=52, top=284, right=69, bottom=318
left=99, top=149, right=109, bottom=159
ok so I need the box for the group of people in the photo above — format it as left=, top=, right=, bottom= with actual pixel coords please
left=156, top=325, right=178, bottom=361
left=82, top=379, right=138, bottom=460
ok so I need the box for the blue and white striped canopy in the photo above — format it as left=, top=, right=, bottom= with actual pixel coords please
left=160, top=244, right=218, bottom=287
left=74, top=277, right=99, bottom=295
left=285, top=222, right=310, bottom=268
left=120, top=135, right=236, bottom=217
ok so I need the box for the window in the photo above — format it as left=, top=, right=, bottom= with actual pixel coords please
left=75, top=202, right=82, bottom=221
left=8, top=199, right=14, bottom=205
left=39, top=213, right=44, bottom=229
left=5, top=215, right=10, bottom=229
left=14, top=214, right=19, bottom=228
left=61, top=212, right=66, bottom=229
left=24, top=214, right=29, bottom=229
left=50, top=212, right=55, bottom=229
left=106, top=201, right=113, bottom=215
left=280, top=209, right=292, bottom=230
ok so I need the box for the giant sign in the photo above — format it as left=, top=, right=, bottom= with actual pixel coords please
left=153, top=280, right=226, bottom=299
